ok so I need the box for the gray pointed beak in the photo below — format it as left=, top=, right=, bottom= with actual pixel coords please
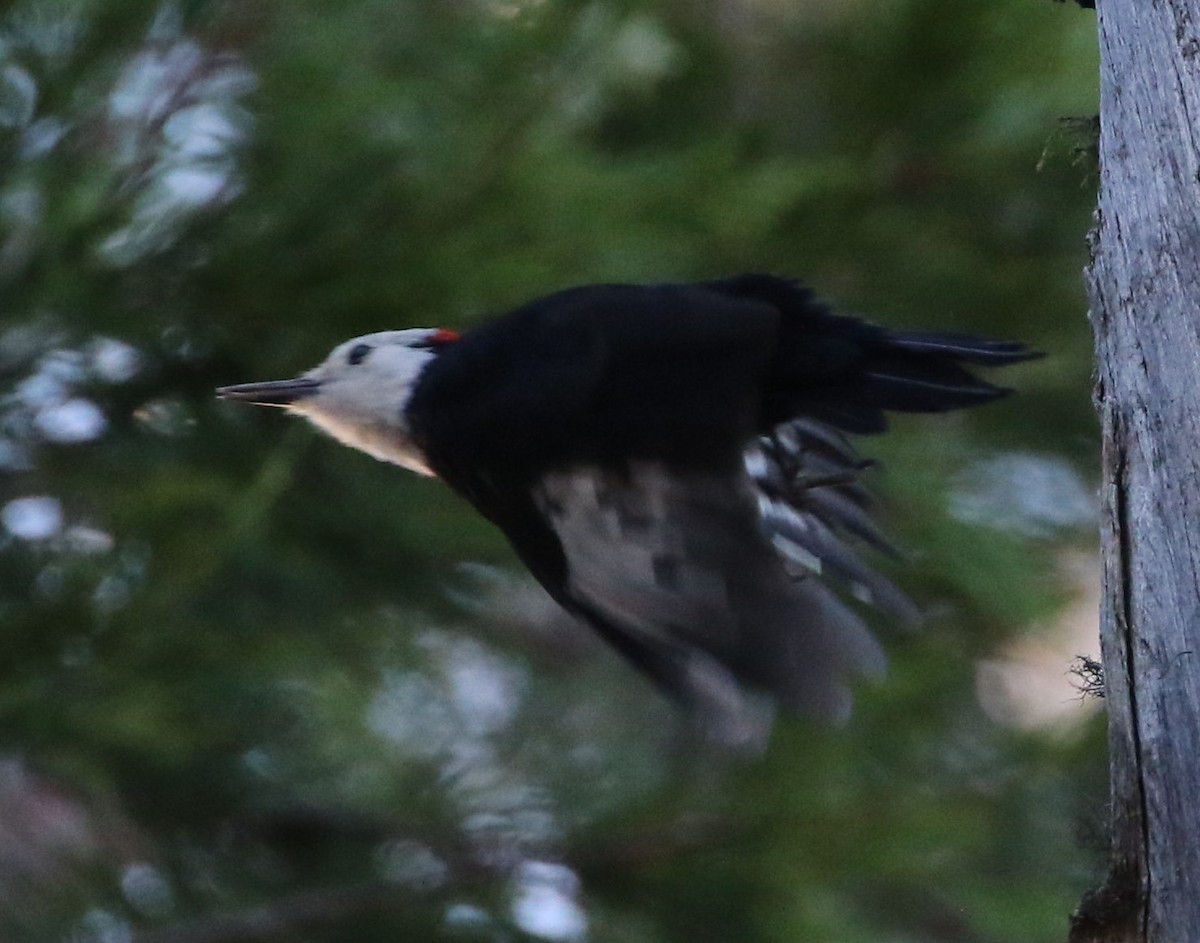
left=216, top=378, right=321, bottom=407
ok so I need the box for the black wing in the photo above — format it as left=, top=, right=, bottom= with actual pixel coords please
left=416, top=426, right=904, bottom=745
left=529, top=457, right=894, bottom=717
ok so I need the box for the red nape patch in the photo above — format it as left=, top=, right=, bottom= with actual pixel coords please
left=432, top=328, right=460, bottom=345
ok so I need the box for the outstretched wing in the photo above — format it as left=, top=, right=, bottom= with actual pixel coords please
left=530, top=454, right=895, bottom=724
left=428, top=416, right=909, bottom=738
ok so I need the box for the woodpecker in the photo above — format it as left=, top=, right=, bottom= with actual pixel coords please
left=218, top=275, right=1035, bottom=731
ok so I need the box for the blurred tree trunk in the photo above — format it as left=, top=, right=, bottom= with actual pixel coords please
left=1072, top=1, right=1200, bottom=941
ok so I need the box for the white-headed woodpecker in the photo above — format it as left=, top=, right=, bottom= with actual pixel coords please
left=218, top=275, right=1037, bottom=733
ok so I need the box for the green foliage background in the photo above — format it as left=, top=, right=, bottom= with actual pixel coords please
left=0, top=1, right=1102, bottom=940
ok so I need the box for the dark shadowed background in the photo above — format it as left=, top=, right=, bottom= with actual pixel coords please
left=0, top=1, right=1102, bottom=940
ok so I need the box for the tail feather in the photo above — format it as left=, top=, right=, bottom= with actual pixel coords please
left=703, top=273, right=1040, bottom=435
left=880, top=330, right=1041, bottom=366
left=854, top=330, right=1038, bottom=416
left=860, top=366, right=1011, bottom=412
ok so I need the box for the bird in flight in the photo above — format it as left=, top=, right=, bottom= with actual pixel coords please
left=218, top=275, right=1035, bottom=737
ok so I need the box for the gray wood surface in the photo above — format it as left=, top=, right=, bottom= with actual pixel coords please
left=1075, top=1, right=1200, bottom=941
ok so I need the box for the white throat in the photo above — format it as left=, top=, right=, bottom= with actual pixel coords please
left=288, top=331, right=441, bottom=475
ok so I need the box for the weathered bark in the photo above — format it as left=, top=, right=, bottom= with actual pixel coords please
left=1072, top=1, right=1200, bottom=941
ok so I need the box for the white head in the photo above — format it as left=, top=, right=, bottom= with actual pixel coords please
left=217, top=328, right=459, bottom=475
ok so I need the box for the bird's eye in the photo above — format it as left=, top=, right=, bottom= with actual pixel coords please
left=347, top=343, right=373, bottom=366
